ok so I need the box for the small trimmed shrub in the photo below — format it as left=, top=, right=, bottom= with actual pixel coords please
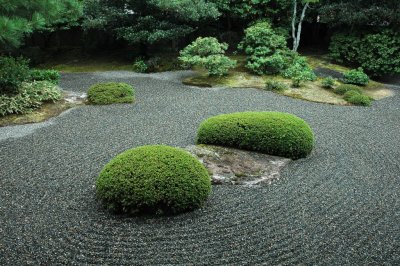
left=87, top=82, right=134, bottom=105
left=196, top=112, right=314, bottom=159
left=343, top=68, right=369, bottom=86
left=0, top=56, right=30, bottom=94
left=282, top=56, right=316, bottom=87
left=321, top=76, right=336, bottom=89
left=0, top=81, right=61, bottom=116
left=133, top=59, right=148, bottom=73
left=265, top=80, right=288, bottom=92
left=96, top=145, right=211, bottom=214
left=179, top=37, right=236, bottom=76
left=343, top=91, right=372, bottom=106
left=333, top=84, right=362, bottom=95
left=30, top=69, right=60, bottom=84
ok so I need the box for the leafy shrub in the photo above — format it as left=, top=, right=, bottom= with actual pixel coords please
left=196, top=112, right=314, bottom=159
left=265, top=80, right=288, bottom=92
left=343, top=91, right=372, bottom=106
left=30, top=69, right=60, bottom=84
left=179, top=37, right=236, bottom=76
left=321, top=76, right=336, bottom=89
left=133, top=59, right=148, bottom=73
left=0, top=56, right=30, bottom=94
left=0, top=81, right=61, bottom=116
left=96, top=145, right=211, bottom=214
left=281, top=56, right=316, bottom=87
left=87, top=82, right=135, bottom=105
left=333, top=84, right=362, bottom=95
left=329, top=30, right=400, bottom=77
left=343, top=68, right=369, bottom=86
left=238, top=21, right=293, bottom=75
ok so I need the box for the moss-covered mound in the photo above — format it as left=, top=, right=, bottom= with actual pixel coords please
left=96, top=145, right=211, bottom=215
left=196, top=112, right=314, bottom=159
left=87, top=82, right=134, bottom=105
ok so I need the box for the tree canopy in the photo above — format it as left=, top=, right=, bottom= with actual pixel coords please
left=0, top=0, right=83, bottom=50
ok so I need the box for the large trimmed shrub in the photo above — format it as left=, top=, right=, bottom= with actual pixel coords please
left=0, top=56, right=30, bottom=94
left=343, top=91, right=372, bottom=106
left=0, top=81, right=61, bottom=116
left=96, top=145, right=211, bottom=215
left=329, top=31, right=400, bottom=77
left=333, top=84, right=362, bottom=95
left=87, top=82, right=135, bottom=105
left=179, top=37, right=236, bottom=76
left=196, top=112, right=314, bottom=159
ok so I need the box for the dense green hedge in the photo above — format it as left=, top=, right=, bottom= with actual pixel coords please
left=96, top=145, right=211, bottom=215
left=30, top=69, right=60, bottom=84
left=196, top=112, right=314, bottom=159
left=87, top=82, right=135, bottom=105
left=0, top=56, right=30, bottom=94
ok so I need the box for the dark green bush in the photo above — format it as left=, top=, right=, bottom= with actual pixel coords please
left=264, top=80, right=288, bottom=92
left=0, top=56, right=30, bottom=94
left=133, top=59, right=148, bottom=73
left=0, top=81, right=61, bottom=116
left=333, top=84, right=362, bottom=95
left=30, top=69, right=60, bottom=84
left=196, top=112, right=314, bottom=159
left=87, top=82, right=135, bottom=105
left=329, top=31, right=400, bottom=77
left=96, top=145, right=211, bottom=214
left=344, top=92, right=372, bottom=106
left=238, top=21, right=293, bottom=75
left=321, top=77, right=336, bottom=89
left=179, top=37, right=236, bottom=76
left=343, top=68, right=369, bottom=86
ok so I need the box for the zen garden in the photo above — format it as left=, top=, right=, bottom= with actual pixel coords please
left=1, top=0, right=400, bottom=265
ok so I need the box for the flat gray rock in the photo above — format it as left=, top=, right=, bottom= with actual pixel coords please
left=185, top=145, right=291, bottom=186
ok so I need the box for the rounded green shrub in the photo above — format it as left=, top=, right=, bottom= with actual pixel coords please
left=333, top=84, right=362, bottom=95
left=321, top=76, right=336, bottom=89
left=344, top=92, right=372, bottom=106
left=0, top=56, right=30, bottom=94
left=96, top=145, right=211, bottom=215
left=196, top=112, right=314, bottom=159
left=343, top=68, right=369, bottom=86
left=87, top=82, right=135, bottom=105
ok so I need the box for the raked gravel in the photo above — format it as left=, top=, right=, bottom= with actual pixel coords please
left=0, top=71, right=399, bottom=265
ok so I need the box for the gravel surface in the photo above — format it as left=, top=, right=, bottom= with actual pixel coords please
left=1, top=71, right=399, bottom=265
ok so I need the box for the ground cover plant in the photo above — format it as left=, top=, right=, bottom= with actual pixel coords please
left=29, top=69, right=61, bottom=84
left=96, top=145, right=211, bottom=215
left=197, top=112, right=314, bottom=159
left=87, top=82, right=135, bottom=105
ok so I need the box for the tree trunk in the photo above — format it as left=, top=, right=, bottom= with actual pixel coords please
left=292, top=1, right=309, bottom=52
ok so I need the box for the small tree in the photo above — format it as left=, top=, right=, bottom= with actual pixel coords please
left=291, top=0, right=319, bottom=52
left=179, top=37, right=236, bottom=76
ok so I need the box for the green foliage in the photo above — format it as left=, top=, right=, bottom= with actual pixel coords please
left=265, top=80, right=288, bottom=92
left=343, top=68, right=369, bottom=86
left=239, top=21, right=292, bottom=75
left=333, top=84, right=362, bottom=95
left=329, top=31, right=400, bottom=77
left=133, top=60, right=148, bottom=73
left=0, top=56, right=30, bottom=94
left=196, top=112, right=314, bottom=159
left=0, top=81, right=61, bottom=116
left=87, top=82, right=135, bottom=105
left=83, top=0, right=219, bottom=46
left=179, top=37, right=236, bottom=76
left=343, top=91, right=372, bottom=106
left=321, top=76, right=336, bottom=89
left=0, top=0, right=83, bottom=49
left=281, top=56, right=316, bottom=87
left=30, top=69, right=60, bottom=85
left=96, top=145, right=211, bottom=214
